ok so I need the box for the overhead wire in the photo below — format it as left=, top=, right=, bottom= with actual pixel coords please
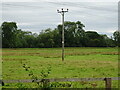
left=2, top=2, right=117, bottom=19
left=2, top=2, right=117, bottom=27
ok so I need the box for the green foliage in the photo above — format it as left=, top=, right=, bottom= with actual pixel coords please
left=40, top=65, right=51, bottom=79
left=1, top=22, right=17, bottom=48
left=22, top=63, right=52, bottom=88
left=1, top=21, right=118, bottom=48
left=50, top=82, right=72, bottom=88
left=113, top=30, right=120, bottom=46
left=16, top=83, right=28, bottom=88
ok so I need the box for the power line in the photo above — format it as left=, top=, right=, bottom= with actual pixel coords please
left=2, top=3, right=43, bottom=8
left=2, top=2, right=117, bottom=15
left=3, top=2, right=117, bottom=12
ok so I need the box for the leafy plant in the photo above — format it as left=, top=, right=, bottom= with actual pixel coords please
left=16, top=83, right=27, bottom=88
left=50, top=82, right=72, bottom=88
left=22, top=63, right=51, bottom=88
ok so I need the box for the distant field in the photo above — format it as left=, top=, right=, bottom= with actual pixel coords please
left=2, top=47, right=118, bottom=88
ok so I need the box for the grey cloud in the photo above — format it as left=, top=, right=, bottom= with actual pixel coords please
left=2, top=1, right=118, bottom=36
left=48, top=2, right=117, bottom=12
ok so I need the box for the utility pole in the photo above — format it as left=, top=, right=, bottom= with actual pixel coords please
left=57, top=8, right=68, bottom=61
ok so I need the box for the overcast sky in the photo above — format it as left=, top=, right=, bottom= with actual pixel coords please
left=1, top=0, right=119, bottom=36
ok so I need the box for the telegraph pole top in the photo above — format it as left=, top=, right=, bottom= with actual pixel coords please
left=57, top=8, right=68, bottom=13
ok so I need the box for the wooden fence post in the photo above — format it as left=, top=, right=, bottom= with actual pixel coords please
left=42, top=79, right=50, bottom=88
left=104, top=78, right=111, bottom=90
left=0, top=80, right=4, bottom=86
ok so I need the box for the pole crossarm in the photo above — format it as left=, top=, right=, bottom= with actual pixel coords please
left=57, top=8, right=68, bottom=13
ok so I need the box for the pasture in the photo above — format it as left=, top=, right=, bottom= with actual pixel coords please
left=2, top=47, right=118, bottom=88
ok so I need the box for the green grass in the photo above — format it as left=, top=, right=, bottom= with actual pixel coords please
left=2, top=47, right=118, bottom=88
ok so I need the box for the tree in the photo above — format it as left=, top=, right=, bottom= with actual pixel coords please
left=52, top=28, right=61, bottom=47
left=100, top=34, right=115, bottom=47
left=85, top=31, right=104, bottom=47
left=1, top=21, right=116, bottom=48
left=37, top=28, right=55, bottom=48
left=113, top=30, right=120, bottom=46
left=75, top=21, right=86, bottom=47
left=57, top=21, right=85, bottom=47
left=1, top=22, right=18, bottom=48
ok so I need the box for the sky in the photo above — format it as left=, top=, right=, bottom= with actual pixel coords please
left=1, top=0, right=119, bottom=37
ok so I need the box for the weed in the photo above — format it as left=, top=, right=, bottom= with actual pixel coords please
left=50, top=82, right=72, bottom=88
left=16, top=83, right=27, bottom=88
left=22, top=63, right=51, bottom=88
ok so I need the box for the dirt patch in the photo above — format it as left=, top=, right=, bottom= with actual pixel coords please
left=44, top=56, right=61, bottom=58
left=3, top=58, right=27, bottom=61
left=65, top=52, right=119, bottom=56
left=102, top=52, right=119, bottom=55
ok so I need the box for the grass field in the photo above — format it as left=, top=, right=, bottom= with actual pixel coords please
left=2, top=47, right=118, bottom=88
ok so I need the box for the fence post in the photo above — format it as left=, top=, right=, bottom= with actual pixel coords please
left=104, top=78, right=111, bottom=90
left=0, top=80, right=4, bottom=86
left=42, top=79, right=50, bottom=88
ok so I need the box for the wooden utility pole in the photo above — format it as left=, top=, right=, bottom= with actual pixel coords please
left=57, top=8, right=68, bottom=61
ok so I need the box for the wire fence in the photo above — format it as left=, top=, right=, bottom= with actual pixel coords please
left=0, top=77, right=120, bottom=89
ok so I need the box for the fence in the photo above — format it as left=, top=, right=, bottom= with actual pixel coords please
left=0, top=77, right=120, bottom=89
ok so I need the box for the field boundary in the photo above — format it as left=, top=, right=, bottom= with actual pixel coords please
left=0, top=77, right=120, bottom=88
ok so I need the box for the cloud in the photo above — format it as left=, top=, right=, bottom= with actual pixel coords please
left=3, top=0, right=119, bottom=2
left=1, top=1, right=118, bottom=36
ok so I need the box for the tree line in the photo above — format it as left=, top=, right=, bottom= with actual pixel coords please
left=1, top=21, right=120, bottom=48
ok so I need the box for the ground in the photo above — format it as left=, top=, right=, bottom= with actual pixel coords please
left=2, top=47, right=118, bottom=88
